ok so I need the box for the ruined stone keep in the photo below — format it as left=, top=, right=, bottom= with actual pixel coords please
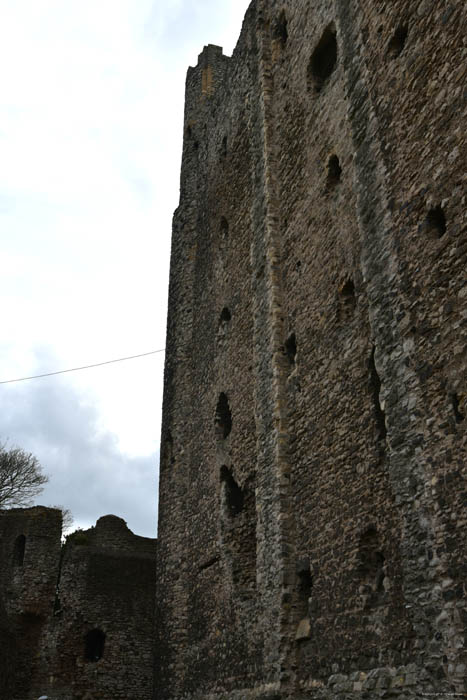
left=156, top=0, right=467, bottom=698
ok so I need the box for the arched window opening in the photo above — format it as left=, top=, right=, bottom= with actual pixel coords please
left=84, top=628, right=106, bottom=662
left=327, top=154, right=342, bottom=187
left=425, top=205, right=446, bottom=238
left=220, top=466, right=244, bottom=516
left=340, top=278, right=355, bottom=297
left=387, top=25, right=408, bottom=58
left=215, top=393, right=232, bottom=439
left=13, top=534, right=26, bottom=567
left=308, top=26, right=338, bottom=93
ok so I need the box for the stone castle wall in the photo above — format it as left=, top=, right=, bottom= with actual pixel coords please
left=156, top=0, right=466, bottom=698
left=0, top=507, right=62, bottom=698
left=0, top=508, right=156, bottom=700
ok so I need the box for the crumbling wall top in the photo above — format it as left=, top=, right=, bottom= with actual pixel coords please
left=66, top=514, right=155, bottom=559
left=195, top=44, right=226, bottom=69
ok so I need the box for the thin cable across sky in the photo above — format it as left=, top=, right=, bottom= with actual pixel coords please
left=0, top=349, right=165, bottom=385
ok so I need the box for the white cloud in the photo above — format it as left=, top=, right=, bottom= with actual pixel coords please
left=0, top=0, right=250, bottom=533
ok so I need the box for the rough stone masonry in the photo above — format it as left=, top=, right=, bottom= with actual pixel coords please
left=0, top=508, right=156, bottom=699
left=156, top=0, right=466, bottom=698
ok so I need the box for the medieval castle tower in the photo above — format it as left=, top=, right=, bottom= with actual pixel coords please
left=156, top=0, right=466, bottom=697
left=0, top=0, right=465, bottom=698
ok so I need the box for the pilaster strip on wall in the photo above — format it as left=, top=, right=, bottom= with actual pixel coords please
left=248, top=0, right=295, bottom=687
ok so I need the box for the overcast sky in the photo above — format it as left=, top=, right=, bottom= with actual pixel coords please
left=0, top=0, right=250, bottom=537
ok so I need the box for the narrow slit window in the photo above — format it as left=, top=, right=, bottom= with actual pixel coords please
left=285, top=332, right=297, bottom=366
left=220, top=135, right=227, bottom=160
left=13, top=534, right=26, bottom=567
left=215, top=393, right=232, bottom=439
left=369, top=346, right=386, bottom=441
left=338, top=278, right=356, bottom=320
left=297, top=559, right=313, bottom=600
left=295, top=557, right=313, bottom=630
left=327, top=154, right=342, bottom=187
left=84, top=629, right=106, bottom=662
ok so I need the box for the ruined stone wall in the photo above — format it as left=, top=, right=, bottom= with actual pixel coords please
left=41, top=515, right=156, bottom=700
left=0, top=594, right=16, bottom=698
left=156, top=0, right=466, bottom=698
left=0, top=509, right=156, bottom=700
left=0, top=507, right=62, bottom=697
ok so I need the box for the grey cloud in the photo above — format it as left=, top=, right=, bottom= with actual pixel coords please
left=0, top=358, right=158, bottom=538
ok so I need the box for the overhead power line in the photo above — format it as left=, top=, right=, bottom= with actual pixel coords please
left=0, top=349, right=165, bottom=385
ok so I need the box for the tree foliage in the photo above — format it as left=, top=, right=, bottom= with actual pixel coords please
left=0, top=441, right=48, bottom=509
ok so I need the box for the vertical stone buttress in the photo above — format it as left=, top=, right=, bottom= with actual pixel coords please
left=249, top=1, right=295, bottom=688
left=335, top=0, right=466, bottom=692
